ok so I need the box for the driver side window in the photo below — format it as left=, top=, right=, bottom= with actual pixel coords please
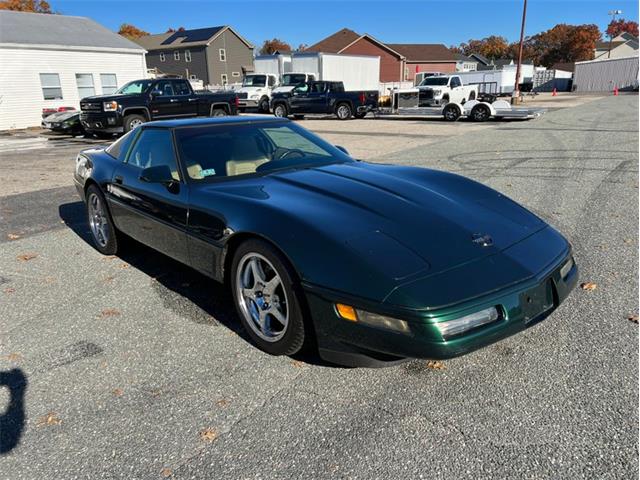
left=450, top=77, right=461, bottom=88
left=294, top=84, right=309, bottom=94
left=127, top=129, right=181, bottom=180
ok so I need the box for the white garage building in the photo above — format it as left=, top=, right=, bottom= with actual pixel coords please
left=0, top=10, right=147, bottom=130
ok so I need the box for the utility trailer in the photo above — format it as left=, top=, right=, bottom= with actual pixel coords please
left=374, top=89, right=545, bottom=122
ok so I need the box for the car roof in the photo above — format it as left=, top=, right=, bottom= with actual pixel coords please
left=143, top=116, right=290, bottom=129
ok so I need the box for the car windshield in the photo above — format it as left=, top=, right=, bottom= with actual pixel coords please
left=242, top=75, right=267, bottom=87
left=282, top=74, right=307, bottom=86
left=174, top=121, right=352, bottom=181
left=420, top=77, right=449, bottom=86
left=115, top=80, right=153, bottom=95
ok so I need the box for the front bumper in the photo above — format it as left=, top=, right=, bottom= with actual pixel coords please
left=238, top=99, right=260, bottom=108
left=304, top=251, right=578, bottom=367
left=80, top=112, right=123, bottom=133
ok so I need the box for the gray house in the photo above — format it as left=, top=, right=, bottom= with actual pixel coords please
left=134, top=26, right=254, bottom=86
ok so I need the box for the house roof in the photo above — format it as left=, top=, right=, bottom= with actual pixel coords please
left=134, top=25, right=253, bottom=50
left=614, top=32, right=638, bottom=42
left=551, top=62, right=575, bottom=72
left=455, top=53, right=478, bottom=62
left=468, top=52, right=491, bottom=65
left=305, top=28, right=361, bottom=53
left=0, top=10, right=144, bottom=51
left=595, top=40, right=626, bottom=50
left=386, top=43, right=456, bottom=62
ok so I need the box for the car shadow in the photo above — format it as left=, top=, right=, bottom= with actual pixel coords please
left=58, top=201, right=338, bottom=368
left=0, top=368, right=27, bottom=454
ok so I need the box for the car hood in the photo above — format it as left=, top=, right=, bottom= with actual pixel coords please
left=80, top=94, right=139, bottom=103
left=264, top=161, right=544, bottom=272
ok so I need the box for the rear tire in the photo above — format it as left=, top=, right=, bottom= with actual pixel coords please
left=211, top=108, right=227, bottom=117
left=123, top=114, right=146, bottom=133
left=85, top=184, right=120, bottom=256
left=443, top=104, right=461, bottom=122
left=335, top=103, right=352, bottom=120
left=231, top=239, right=306, bottom=356
left=470, top=104, right=491, bottom=122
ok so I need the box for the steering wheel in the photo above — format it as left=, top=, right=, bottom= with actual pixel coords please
left=273, top=148, right=305, bottom=160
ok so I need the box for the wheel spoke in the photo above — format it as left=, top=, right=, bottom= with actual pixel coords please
left=249, top=258, right=265, bottom=285
left=242, top=288, right=255, bottom=300
left=269, top=307, right=287, bottom=327
left=263, top=275, right=281, bottom=296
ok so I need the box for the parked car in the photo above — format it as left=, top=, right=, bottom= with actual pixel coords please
left=79, top=78, right=239, bottom=137
left=270, top=81, right=379, bottom=120
left=417, top=75, right=478, bottom=106
left=235, top=73, right=278, bottom=113
left=41, top=111, right=85, bottom=136
left=73, top=116, right=578, bottom=367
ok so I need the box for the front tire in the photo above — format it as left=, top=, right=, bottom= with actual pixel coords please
left=273, top=103, right=288, bottom=118
left=443, top=104, right=461, bottom=121
left=258, top=97, right=270, bottom=113
left=231, top=239, right=306, bottom=356
left=335, top=103, right=352, bottom=120
left=85, top=184, right=119, bottom=255
left=123, top=114, right=146, bottom=133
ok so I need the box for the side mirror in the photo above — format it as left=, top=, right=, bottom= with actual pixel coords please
left=140, top=165, right=175, bottom=185
left=335, top=145, right=349, bottom=155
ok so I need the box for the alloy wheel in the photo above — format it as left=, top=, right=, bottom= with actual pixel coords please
left=337, top=105, right=350, bottom=119
left=87, top=192, right=109, bottom=248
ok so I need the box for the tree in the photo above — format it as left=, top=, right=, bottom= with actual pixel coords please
left=528, top=24, right=601, bottom=67
left=295, top=43, right=308, bottom=52
left=166, top=26, right=186, bottom=33
left=606, top=18, right=639, bottom=38
left=455, top=35, right=510, bottom=60
left=118, top=23, right=149, bottom=40
left=259, top=38, right=292, bottom=55
left=0, top=0, right=52, bottom=13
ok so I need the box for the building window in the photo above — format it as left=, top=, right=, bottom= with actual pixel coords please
left=185, top=50, right=191, bottom=62
left=100, top=74, right=118, bottom=94
left=174, top=50, right=180, bottom=61
left=39, top=73, right=62, bottom=100
left=75, top=73, right=95, bottom=99
left=221, top=74, right=228, bottom=85
left=159, top=52, right=166, bottom=62
left=219, top=48, right=226, bottom=62
left=232, top=71, right=240, bottom=77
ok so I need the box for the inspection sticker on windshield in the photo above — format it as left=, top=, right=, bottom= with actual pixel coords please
left=201, top=168, right=216, bottom=177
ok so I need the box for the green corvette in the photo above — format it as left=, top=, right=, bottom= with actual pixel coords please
left=74, top=116, right=578, bottom=367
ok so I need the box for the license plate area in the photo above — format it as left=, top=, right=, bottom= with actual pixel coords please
left=520, top=279, right=555, bottom=325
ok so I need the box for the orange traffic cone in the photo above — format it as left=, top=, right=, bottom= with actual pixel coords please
left=613, top=86, right=619, bottom=96
left=552, top=88, right=557, bottom=96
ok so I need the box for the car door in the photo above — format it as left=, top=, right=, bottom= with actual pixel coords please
left=107, top=127, right=190, bottom=264
left=306, top=82, right=329, bottom=113
left=148, top=80, right=183, bottom=119
left=449, top=76, right=464, bottom=102
left=172, top=79, right=199, bottom=117
left=289, top=83, right=310, bottom=113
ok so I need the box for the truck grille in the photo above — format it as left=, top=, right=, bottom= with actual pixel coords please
left=80, top=102, right=102, bottom=112
left=236, top=92, right=248, bottom=99
left=419, top=89, right=434, bottom=100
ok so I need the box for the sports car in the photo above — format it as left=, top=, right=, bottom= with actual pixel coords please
left=73, top=116, right=578, bottom=367
left=42, top=111, right=85, bottom=136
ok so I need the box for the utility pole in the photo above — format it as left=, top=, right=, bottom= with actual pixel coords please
left=607, top=9, right=623, bottom=59
left=513, top=0, right=527, bottom=104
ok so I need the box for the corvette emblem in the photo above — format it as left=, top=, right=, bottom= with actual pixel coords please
left=471, top=233, right=493, bottom=247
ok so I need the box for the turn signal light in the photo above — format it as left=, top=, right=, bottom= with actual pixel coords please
left=335, top=303, right=357, bottom=322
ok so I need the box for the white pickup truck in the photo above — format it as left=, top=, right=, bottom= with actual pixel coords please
left=416, top=75, right=478, bottom=107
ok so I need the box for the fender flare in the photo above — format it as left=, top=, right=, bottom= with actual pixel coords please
left=122, top=106, right=151, bottom=121
left=209, top=103, right=230, bottom=115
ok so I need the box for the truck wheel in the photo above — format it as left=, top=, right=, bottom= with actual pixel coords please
left=258, top=97, right=270, bottom=113
left=470, top=104, right=491, bottom=122
left=273, top=103, right=288, bottom=118
left=123, top=114, right=146, bottom=133
left=335, top=103, right=352, bottom=120
left=212, top=108, right=227, bottom=117
left=443, top=104, right=461, bottom=122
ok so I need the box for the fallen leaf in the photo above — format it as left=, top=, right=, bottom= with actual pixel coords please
left=4, top=352, right=22, bottom=362
left=624, top=238, right=633, bottom=244
left=120, top=263, right=129, bottom=269
left=580, top=282, right=597, bottom=291
left=505, top=183, right=512, bottom=187
left=426, top=360, right=446, bottom=370
left=291, top=360, right=306, bottom=368
left=104, top=275, right=115, bottom=283
left=199, top=427, right=218, bottom=443
left=160, top=468, right=173, bottom=478
left=216, top=398, right=230, bottom=408
left=112, top=388, right=124, bottom=397
left=4, top=287, right=15, bottom=294
left=37, top=412, right=62, bottom=427
left=7, top=233, right=21, bottom=240
left=17, top=253, right=37, bottom=261
left=628, top=314, right=639, bottom=324
left=100, top=308, right=121, bottom=318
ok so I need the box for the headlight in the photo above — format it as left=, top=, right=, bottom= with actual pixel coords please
left=335, top=304, right=410, bottom=334
left=433, top=89, right=442, bottom=96
left=435, top=306, right=500, bottom=339
left=560, top=257, right=574, bottom=279
left=249, top=94, right=259, bottom=99
left=103, top=101, right=118, bottom=111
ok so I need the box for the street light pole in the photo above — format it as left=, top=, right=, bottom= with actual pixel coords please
left=607, top=9, right=623, bottom=59
left=513, top=0, right=528, bottom=104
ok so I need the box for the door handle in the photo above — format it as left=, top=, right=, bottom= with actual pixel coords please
left=188, top=98, right=197, bottom=102
left=170, top=98, right=178, bottom=103
left=114, top=175, right=123, bottom=184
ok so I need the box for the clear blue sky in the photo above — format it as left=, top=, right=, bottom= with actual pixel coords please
left=54, top=0, right=639, bottom=48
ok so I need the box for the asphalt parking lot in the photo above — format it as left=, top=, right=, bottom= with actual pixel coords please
left=0, top=94, right=637, bottom=479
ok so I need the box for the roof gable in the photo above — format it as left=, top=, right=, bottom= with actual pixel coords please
left=135, top=25, right=253, bottom=50
left=0, top=10, right=144, bottom=51
left=305, top=28, right=361, bottom=53
left=386, top=43, right=456, bottom=62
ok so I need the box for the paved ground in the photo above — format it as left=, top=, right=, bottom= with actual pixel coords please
left=0, top=94, right=637, bottom=479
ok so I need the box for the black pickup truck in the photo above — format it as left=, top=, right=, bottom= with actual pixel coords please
left=80, top=78, right=239, bottom=136
left=270, top=81, right=379, bottom=120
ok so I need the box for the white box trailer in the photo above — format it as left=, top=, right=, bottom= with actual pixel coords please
left=291, top=52, right=380, bottom=91
left=454, top=69, right=517, bottom=95
left=253, top=53, right=292, bottom=78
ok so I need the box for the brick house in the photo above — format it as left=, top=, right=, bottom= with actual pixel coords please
left=305, top=28, right=457, bottom=82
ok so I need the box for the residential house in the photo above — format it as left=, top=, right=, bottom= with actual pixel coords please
left=305, top=28, right=456, bottom=82
left=594, top=32, right=639, bottom=60
left=135, top=26, right=254, bottom=86
left=0, top=10, right=147, bottom=130
left=455, top=53, right=479, bottom=72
